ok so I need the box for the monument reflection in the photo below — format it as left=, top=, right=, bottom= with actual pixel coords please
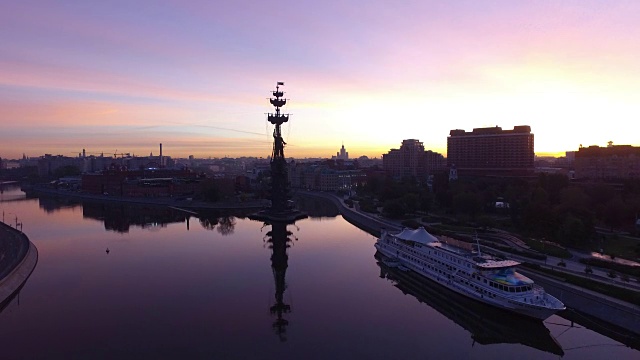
left=262, top=220, right=297, bottom=342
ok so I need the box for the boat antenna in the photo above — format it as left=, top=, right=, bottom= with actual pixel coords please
left=475, top=231, right=481, bottom=256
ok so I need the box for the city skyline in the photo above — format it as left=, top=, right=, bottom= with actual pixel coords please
left=2, top=1, right=640, bottom=159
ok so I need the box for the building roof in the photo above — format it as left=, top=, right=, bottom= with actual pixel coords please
left=394, top=227, right=438, bottom=245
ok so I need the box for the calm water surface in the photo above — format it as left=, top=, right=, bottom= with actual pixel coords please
left=0, top=186, right=638, bottom=359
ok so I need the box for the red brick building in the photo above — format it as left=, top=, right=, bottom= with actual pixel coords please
left=82, top=168, right=202, bottom=197
left=447, top=126, right=534, bottom=177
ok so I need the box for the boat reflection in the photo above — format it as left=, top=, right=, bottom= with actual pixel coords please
left=375, top=252, right=565, bottom=356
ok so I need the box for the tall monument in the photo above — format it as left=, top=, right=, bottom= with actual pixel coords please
left=252, top=83, right=306, bottom=339
left=252, top=82, right=306, bottom=222
left=267, top=82, right=290, bottom=214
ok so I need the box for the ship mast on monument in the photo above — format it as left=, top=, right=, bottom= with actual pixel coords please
left=268, top=82, right=290, bottom=214
left=252, top=82, right=306, bottom=222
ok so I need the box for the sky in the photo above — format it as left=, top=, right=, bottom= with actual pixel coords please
left=1, top=0, right=640, bottom=160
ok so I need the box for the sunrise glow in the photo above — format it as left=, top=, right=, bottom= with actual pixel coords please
left=1, top=0, right=640, bottom=159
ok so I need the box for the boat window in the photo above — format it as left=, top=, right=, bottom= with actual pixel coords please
left=483, top=279, right=487, bottom=283
left=509, top=287, right=514, bottom=293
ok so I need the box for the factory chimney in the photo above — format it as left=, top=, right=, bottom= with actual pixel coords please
left=160, top=143, right=163, bottom=167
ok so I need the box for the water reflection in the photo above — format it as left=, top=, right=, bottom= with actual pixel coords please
left=29, top=193, right=251, bottom=235
left=2, top=186, right=638, bottom=358
left=198, top=210, right=244, bottom=236
left=559, top=307, right=640, bottom=351
left=83, top=202, right=189, bottom=233
left=294, top=195, right=339, bottom=219
left=262, top=221, right=295, bottom=341
left=375, top=252, right=565, bottom=356
left=38, top=196, right=81, bottom=213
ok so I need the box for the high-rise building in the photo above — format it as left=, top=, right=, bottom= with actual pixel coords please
left=383, top=139, right=445, bottom=179
left=447, top=125, right=534, bottom=176
left=333, top=144, right=349, bottom=160
left=574, top=144, right=640, bottom=179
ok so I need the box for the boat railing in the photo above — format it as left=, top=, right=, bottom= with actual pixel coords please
left=527, top=284, right=562, bottom=308
left=532, top=284, right=545, bottom=295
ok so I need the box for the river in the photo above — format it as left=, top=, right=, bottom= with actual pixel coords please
left=0, top=185, right=638, bottom=359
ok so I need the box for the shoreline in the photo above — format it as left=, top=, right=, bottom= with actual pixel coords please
left=0, top=221, right=38, bottom=310
left=296, top=190, right=640, bottom=339
left=23, top=185, right=270, bottom=212
left=14, top=185, right=640, bottom=338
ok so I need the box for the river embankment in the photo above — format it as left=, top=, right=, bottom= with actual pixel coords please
left=525, top=270, right=640, bottom=342
left=296, top=190, right=640, bottom=338
left=294, top=190, right=401, bottom=236
left=16, top=186, right=640, bottom=337
left=0, top=221, right=38, bottom=309
left=23, top=185, right=270, bottom=212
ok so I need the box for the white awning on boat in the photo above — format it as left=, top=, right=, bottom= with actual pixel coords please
left=394, top=227, right=438, bottom=245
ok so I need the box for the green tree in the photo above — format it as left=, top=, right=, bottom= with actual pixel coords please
left=537, top=173, right=569, bottom=205
left=452, top=192, right=481, bottom=218
left=557, top=214, right=589, bottom=246
left=522, top=187, right=559, bottom=239
left=402, top=193, right=419, bottom=214
left=476, top=215, right=496, bottom=230
left=603, top=197, right=626, bottom=231
left=418, top=190, right=433, bottom=214
left=432, top=172, right=451, bottom=208
left=383, top=198, right=406, bottom=219
left=200, top=180, right=220, bottom=202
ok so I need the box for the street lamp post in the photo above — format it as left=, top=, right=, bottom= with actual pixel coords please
left=4, top=212, right=18, bottom=229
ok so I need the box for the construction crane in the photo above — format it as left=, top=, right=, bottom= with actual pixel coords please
left=113, top=150, right=130, bottom=158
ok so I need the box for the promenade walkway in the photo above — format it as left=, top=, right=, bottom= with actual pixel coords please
left=297, top=190, right=640, bottom=336
left=0, top=221, right=38, bottom=309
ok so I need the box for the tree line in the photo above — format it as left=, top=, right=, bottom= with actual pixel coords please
left=356, top=172, right=640, bottom=248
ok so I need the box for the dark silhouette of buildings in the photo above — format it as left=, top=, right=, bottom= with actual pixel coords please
left=575, top=143, right=640, bottom=179
left=289, top=161, right=366, bottom=192
left=332, top=143, right=349, bottom=160
left=382, top=139, right=445, bottom=180
left=447, top=126, right=534, bottom=177
left=82, top=168, right=201, bottom=197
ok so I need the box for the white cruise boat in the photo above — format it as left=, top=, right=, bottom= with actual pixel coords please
left=375, top=227, right=565, bottom=320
